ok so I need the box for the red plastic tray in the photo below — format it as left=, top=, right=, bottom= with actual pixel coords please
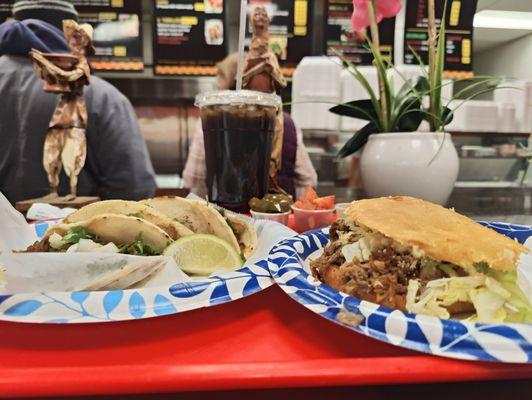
left=1, top=285, right=532, bottom=398
left=2, top=215, right=532, bottom=397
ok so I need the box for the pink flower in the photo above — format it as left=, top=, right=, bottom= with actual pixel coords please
left=351, top=0, right=402, bottom=31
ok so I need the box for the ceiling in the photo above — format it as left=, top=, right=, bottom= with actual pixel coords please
left=474, top=0, right=532, bottom=53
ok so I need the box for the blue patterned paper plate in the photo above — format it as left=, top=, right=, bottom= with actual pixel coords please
left=0, top=220, right=275, bottom=324
left=268, top=222, right=532, bottom=363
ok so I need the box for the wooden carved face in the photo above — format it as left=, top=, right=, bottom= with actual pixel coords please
left=63, top=20, right=94, bottom=56
left=251, top=6, right=270, bottom=36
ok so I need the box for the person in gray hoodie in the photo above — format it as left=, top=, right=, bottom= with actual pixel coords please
left=0, top=0, right=157, bottom=204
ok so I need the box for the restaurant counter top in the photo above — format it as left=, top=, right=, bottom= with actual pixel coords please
left=317, top=185, right=532, bottom=224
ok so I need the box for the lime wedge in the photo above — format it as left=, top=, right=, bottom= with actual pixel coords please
left=163, top=234, right=243, bottom=276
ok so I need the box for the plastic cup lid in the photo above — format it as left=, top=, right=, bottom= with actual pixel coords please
left=195, top=90, right=282, bottom=109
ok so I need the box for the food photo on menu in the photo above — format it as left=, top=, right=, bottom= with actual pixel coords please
left=0, top=0, right=531, bottom=398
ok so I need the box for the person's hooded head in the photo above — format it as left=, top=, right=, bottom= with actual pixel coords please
left=12, top=0, right=78, bottom=30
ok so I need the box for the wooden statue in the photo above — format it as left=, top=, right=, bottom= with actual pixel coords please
left=243, top=5, right=287, bottom=194
left=29, top=20, right=94, bottom=201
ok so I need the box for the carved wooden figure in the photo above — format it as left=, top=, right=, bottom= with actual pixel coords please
left=243, top=5, right=288, bottom=194
left=29, top=20, right=94, bottom=200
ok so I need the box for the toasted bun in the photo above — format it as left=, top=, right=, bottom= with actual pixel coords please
left=188, top=200, right=241, bottom=254
left=63, top=200, right=193, bottom=240
left=47, top=214, right=173, bottom=253
left=140, top=197, right=210, bottom=234
left=346, top=196, right=528, bottom=272
left=226, top=216, right=257, bottom=258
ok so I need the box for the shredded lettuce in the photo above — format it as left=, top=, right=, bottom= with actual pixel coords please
left=406, top=272, right=532, bottom=323
left=484, top=270, right=532, bottom=323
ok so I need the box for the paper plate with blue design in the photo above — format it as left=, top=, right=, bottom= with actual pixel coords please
left=0, top=219, right=292, bottom=324
left=268, top=222, right=532, bottom=363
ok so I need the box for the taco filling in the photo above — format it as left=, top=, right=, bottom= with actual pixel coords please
left=25, top=227, right=160, bottom=256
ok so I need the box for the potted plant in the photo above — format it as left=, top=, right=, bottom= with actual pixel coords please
left=331, top=0, right=497, bottom=204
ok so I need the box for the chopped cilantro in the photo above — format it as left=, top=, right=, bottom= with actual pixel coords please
left=62, top=227, right=97, bottom=245
left=127, top=213, right=144, bottom=219
left=119, top=233, right=160, bottom=256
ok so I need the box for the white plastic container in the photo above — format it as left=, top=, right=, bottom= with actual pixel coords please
left=445, top=100, right=498, bottom=132
left=339, top=66, right=379, bottom=132
left=497, top=103, right=517, bottom=133
left=250, top=210, right=290, bottom=226
left=291, top=56, right=342, bottom=131
left=334, top=203, right=351, bottom=219
left=495, top=80, right=532, bottom=133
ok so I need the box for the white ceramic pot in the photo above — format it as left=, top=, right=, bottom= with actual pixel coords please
left=360, top=132, right=459, bottom=205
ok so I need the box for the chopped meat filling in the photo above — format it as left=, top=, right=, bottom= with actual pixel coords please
left=329, top=219, right=350, bottom=241
left=24, top=240, right=49, bottom=253
left=311, top=240, right=464, bottom=311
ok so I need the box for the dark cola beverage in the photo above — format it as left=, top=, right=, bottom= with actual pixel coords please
left=200, top=102, right=277, bottom=211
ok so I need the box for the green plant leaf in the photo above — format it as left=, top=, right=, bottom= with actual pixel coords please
left=366, top=39, right=393, bottom=131
left=329, top=99, right=378, bottom=121
left=396, top=76, right=429, bottom=102
left=331, top=48, right=383, bottom=129
left=431, top=14, right=445, bottom=131
left=442, top=106, right=453, bottom=127
left=337, top=122, right=379, bottom=158
left=396, top=101, right=424, bottom=132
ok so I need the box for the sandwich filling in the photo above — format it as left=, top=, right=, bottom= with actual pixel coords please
left=311, top=219, right=532, bottom=323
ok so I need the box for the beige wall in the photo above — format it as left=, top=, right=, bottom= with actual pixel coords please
left=475, top=33, right=532, bottom=80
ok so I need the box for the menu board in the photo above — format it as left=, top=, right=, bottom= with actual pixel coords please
left=325, top=0, right=395, bottom=64
left=73, top=0, right=144, bottom=71
left=0, top=1, right=13, bottom=23
left=403, top=0, right=477, bottom=77
left=247, top=0, right=313, bottom=73
left=153, top=0, right=227, bottom=75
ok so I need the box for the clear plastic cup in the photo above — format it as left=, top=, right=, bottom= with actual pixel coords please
left=291, top=206, right=335, bottom=233
left=195, top=90, right=282, bottom=211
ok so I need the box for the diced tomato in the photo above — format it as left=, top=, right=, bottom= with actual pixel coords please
left=293, top=200, right=315, bottom=210
left=313, top=195, right=336, bottom=210
left=300, top=187, right=318, bottom=204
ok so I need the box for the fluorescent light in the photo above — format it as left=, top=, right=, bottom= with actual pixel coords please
left=474, top=10, right=532, bottom=30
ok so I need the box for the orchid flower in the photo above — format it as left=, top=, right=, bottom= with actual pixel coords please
left=351, top=0, right=402, bottom=31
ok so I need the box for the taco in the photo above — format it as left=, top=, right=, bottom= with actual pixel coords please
left=142, top=197, right=257, bottom=259
left=63, top=200, right=193, bottom=240
left=188, top=200, right=242, bottom=254
left=25, top=214, right=173, bottom=255
left=225, top=216, right=258, bottom=258
left=141, top=197, right=210, bottom=234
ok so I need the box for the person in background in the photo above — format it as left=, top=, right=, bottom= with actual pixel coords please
left=183, top=53, right=318, bottom=199
left=0, top=0, right=157, bottom=204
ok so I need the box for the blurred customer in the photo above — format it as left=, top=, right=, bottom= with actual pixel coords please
left=183, top=53, right=317, bottom=198
left=0, top=0, right=156, bottom=203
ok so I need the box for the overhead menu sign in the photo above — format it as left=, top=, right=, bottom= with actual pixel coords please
left=73, top=0, right=144, bottom=71
left=403, top=0, right=478, bottom=78
left=0, top=1, right=13, bottom=24
left=153, top=0, right=227, bottom=76
left=247, top=0, right=313, bottom=75
left=325, top=0, right=395, bottom=64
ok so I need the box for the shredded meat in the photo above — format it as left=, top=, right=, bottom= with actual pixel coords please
left=312, top=245, right=428, bottom=311
left=329, top=219, right=350, bottom=242
left=24, top=239, right=50, bottom=253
